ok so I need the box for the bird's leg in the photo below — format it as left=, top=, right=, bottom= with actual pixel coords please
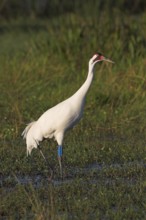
left=58, top=145, right=63, bottom=179
left=38, top=145, right=54, bottom=180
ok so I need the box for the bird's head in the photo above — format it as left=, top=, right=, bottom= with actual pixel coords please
left=89, top=52, right=114, bottom=70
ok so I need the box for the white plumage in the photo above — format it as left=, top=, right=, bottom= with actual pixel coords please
left=22, top=53, right=113, bottom=177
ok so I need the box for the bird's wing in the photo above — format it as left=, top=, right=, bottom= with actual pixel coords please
left=37, top=98, right=80, bottom=136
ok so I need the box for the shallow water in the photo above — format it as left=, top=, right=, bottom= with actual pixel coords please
left=1, top=160, right=145, bottom=190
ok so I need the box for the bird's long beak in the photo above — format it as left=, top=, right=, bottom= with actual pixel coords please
left=103, top=57, right=114, bottom=63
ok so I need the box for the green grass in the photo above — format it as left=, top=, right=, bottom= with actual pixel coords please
left=0, top=5, right=146, bottom=220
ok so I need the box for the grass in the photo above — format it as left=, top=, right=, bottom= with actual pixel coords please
left=0, top=4, right=146, bottom=219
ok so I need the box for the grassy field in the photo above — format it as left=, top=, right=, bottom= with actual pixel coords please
left=0, top=4, right=146, bottom=220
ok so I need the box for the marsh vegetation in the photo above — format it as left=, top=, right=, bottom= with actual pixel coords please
left=0, top=1, right=146, bottom=219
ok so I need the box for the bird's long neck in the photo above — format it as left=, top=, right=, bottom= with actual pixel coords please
left=73, top=65, right=95, bottom=101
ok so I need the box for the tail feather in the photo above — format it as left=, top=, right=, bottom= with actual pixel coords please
left=22, top=121, right=38, bottom=155
left=27, top=139, right=38, bottom=156
left=22, top=121, right=36, bottom=139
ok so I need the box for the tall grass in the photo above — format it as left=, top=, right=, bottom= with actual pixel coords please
left=0, top=3, right=146, bottom=219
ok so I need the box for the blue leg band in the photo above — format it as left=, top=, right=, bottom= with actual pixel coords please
left=58, top=146, right=63, bottom=157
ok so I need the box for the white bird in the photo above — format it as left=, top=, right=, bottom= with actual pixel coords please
left=22, top=52, right=114, bottom=179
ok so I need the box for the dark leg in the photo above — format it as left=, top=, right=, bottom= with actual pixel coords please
left=58, top=145, right=63, bottom=179
left=38, top=146, right=53, bottom=180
